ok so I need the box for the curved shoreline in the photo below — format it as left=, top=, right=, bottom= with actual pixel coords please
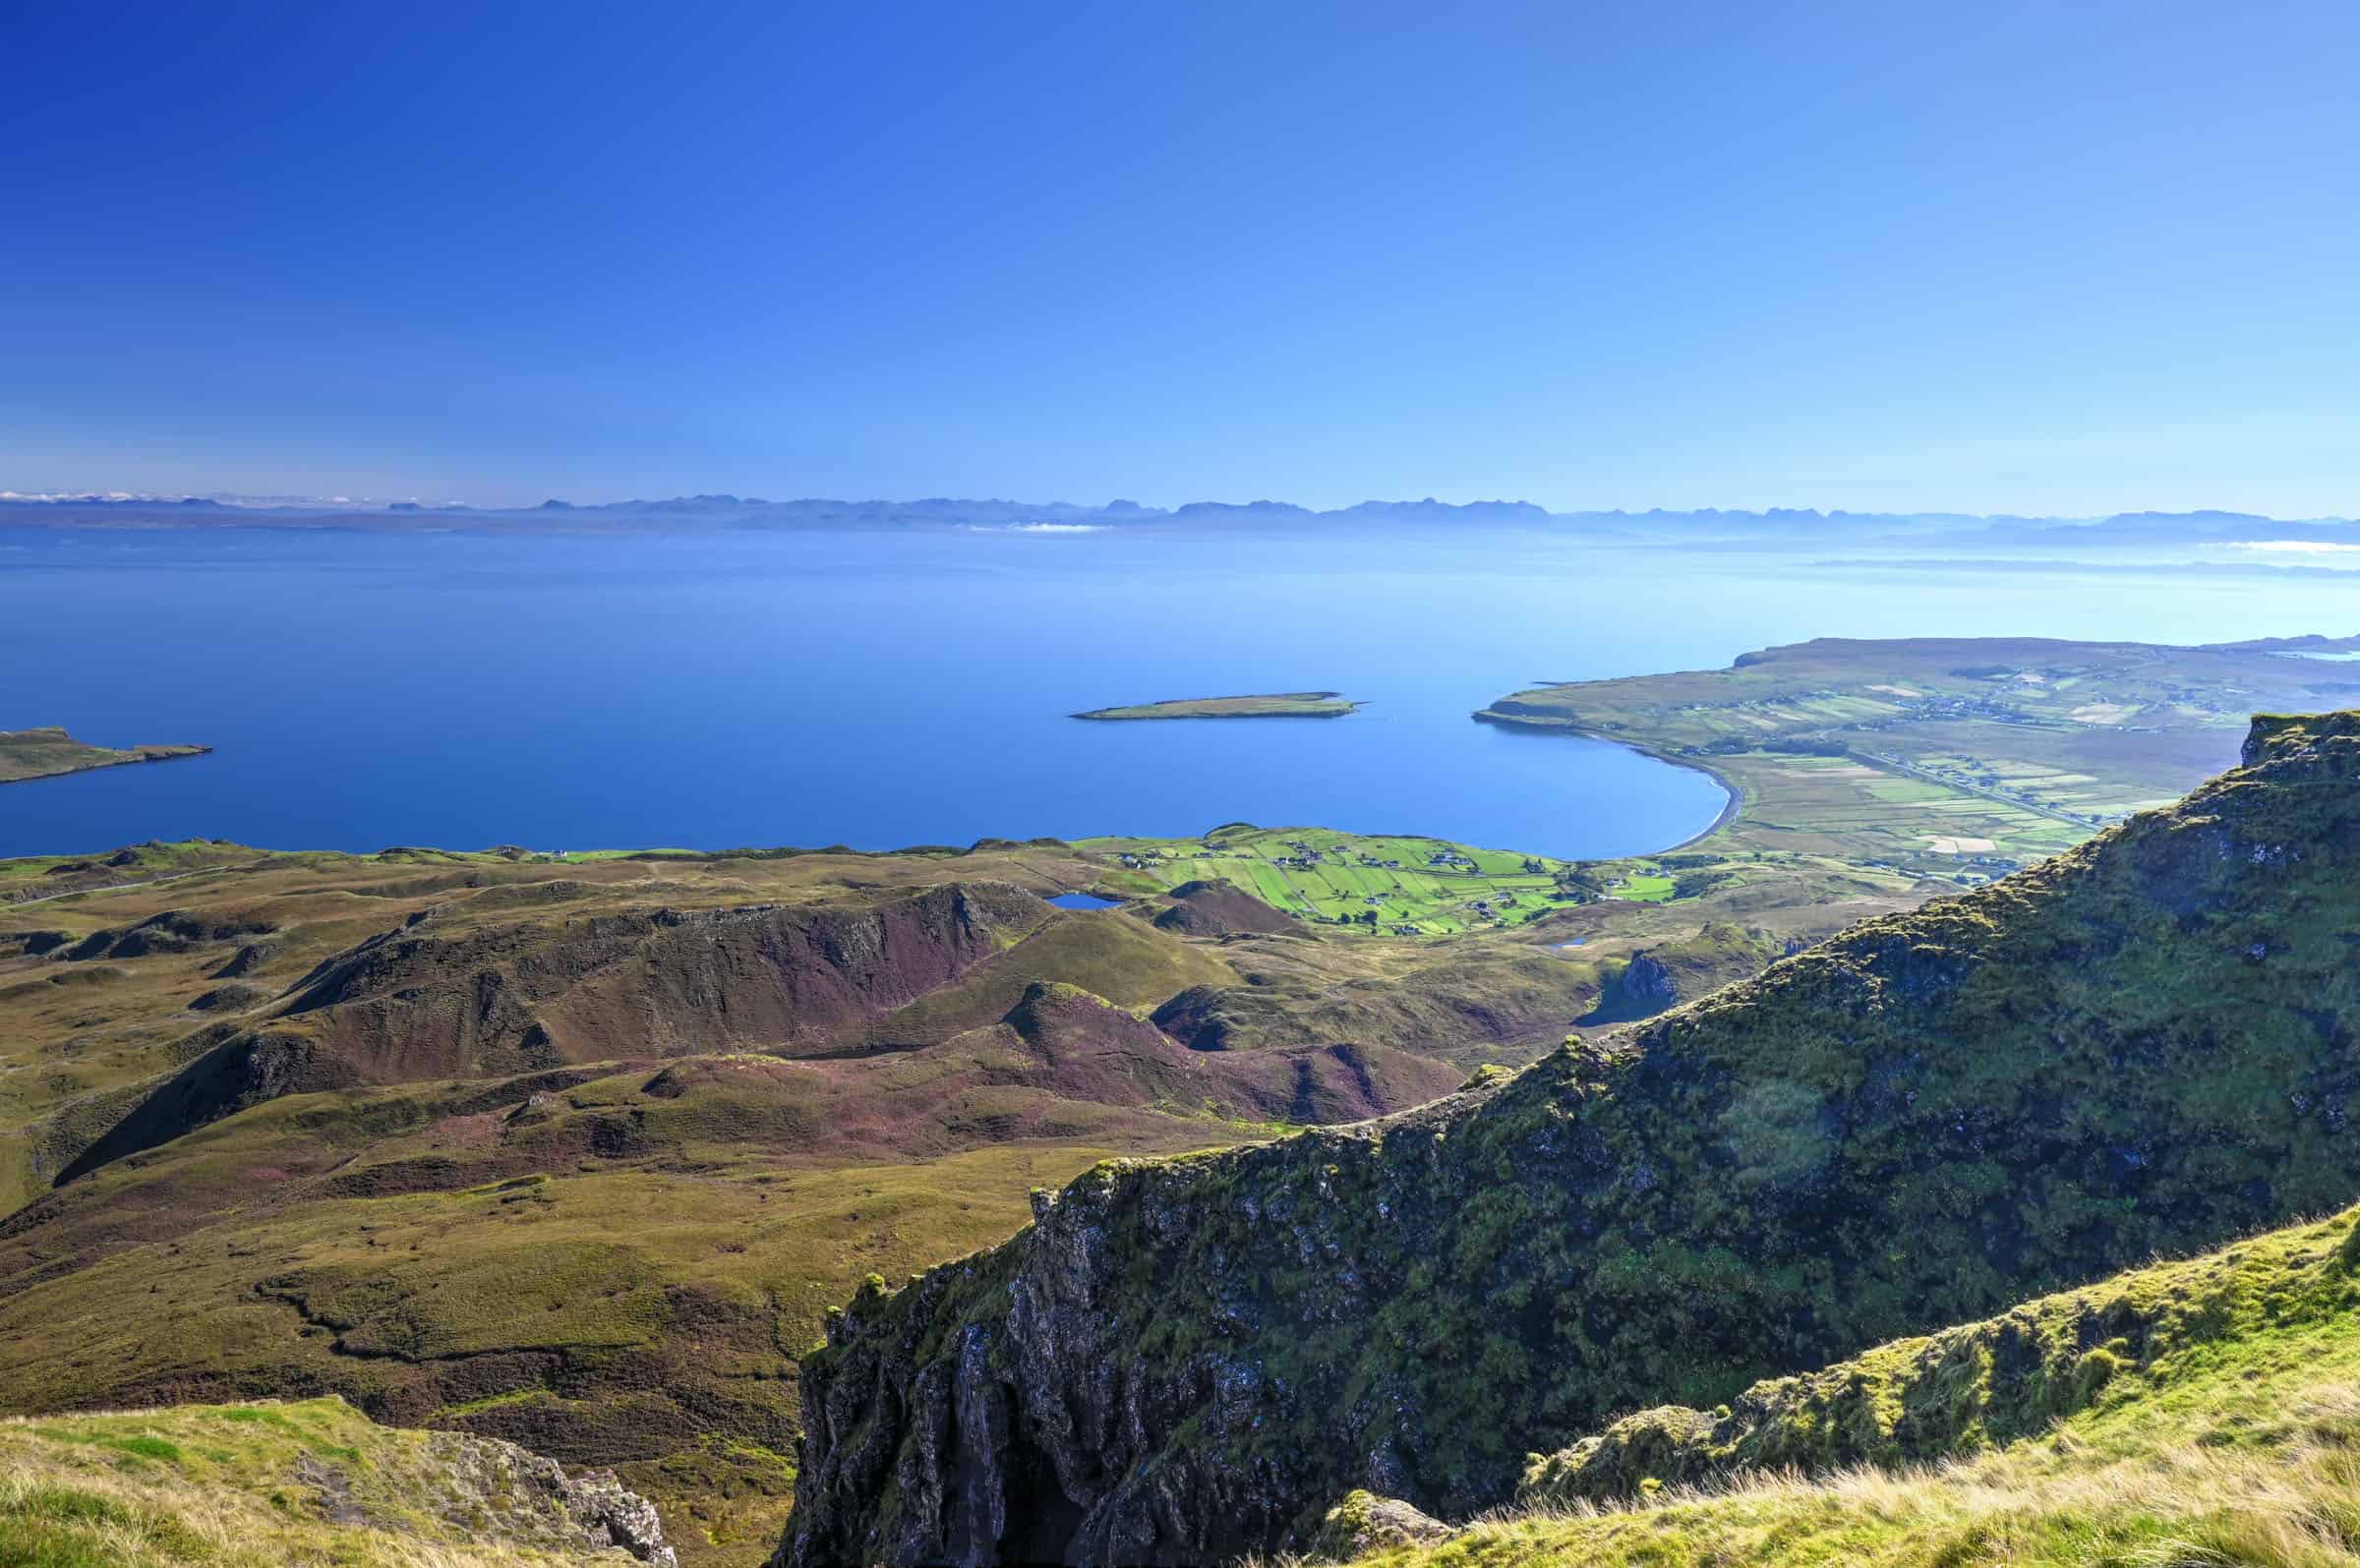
left=1471, top=708, right=1740, bottom=854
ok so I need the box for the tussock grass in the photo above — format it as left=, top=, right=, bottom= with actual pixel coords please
left=1399, top=1415, right=2360, bottom=1567
left=1336, top=1220, right=2360, bottom=1568
left=0, top=1399, right=621, bottom=1566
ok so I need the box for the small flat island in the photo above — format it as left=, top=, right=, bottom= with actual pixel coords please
left=1072, top=691, right=1362, bottom=721
left=0, top=726, right=211, bottom=784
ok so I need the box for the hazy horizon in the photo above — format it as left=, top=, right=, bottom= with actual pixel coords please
left=4, top=487, right=2355, bottom=525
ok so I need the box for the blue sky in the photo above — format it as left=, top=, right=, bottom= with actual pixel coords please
left=5, top=0, right=2357, bottom=514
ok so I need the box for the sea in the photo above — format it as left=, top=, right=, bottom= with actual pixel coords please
left=4, top=523, right=2354, bottom=860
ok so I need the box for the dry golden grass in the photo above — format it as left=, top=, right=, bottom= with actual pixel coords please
left=0, top=1399, right=636, bottom=1566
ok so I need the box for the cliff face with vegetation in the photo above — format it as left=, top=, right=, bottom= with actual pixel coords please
left=785, top=712, right=2360, bottom=1567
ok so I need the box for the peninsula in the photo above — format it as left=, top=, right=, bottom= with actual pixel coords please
left=0, top=726, right=209, bottom=784
left=1073, top=691, right=1360, bottom=721
left=1476, top=632, right=2360, bottom=878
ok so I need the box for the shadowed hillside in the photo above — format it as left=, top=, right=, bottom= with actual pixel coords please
left=1316, top=1200, right=2360, bottom=1564
left=785, top=712, right=2360, bottom=1567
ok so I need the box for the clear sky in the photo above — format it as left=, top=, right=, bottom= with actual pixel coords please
left=6, top=0, right=2357, bottom=514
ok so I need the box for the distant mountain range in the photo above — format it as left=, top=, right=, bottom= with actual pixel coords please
left=1, top=490, right=2354, bottom=542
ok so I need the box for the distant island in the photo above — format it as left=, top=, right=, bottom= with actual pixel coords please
left=0, top=726, right=210, bottom=784
left=1073, top=692, right=1362, bottom=721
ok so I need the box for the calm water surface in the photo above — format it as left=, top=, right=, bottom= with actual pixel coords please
left=4, top=526, right=2353, bottom=859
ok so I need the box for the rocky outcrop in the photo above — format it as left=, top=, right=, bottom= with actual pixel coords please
left=64, top=908, right=275, bottom=961
left=782, top=712, right=2360, bottom=1566
left=302, top=1423, right=676, bottom=1563
left=1573, top=949, right=1680, bottom=1025
left=1305, top=1490, right=1452, bottom=1558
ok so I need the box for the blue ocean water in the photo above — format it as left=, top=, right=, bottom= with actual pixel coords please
left=3, top=525, right=2352, bottom=859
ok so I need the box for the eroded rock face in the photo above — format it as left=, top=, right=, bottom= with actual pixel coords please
left=284, top=882, right=1048, bottom=1073
left=52, top=884, right=1049, bottom=1183
left=782, top=713, right=2360, bottom=1567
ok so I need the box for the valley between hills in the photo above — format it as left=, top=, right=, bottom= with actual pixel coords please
left=7, top=634, right=2360, bottom=1567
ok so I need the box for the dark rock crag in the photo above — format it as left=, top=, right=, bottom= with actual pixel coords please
left=782, top=712, right=2360, bottom=1566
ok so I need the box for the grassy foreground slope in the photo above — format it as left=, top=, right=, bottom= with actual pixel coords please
left=0, top=726, right=209, bottom=784
left=0, top=1396, right=675, bottom=1566
left=783, top=710, right=2360, bottom=1568
left=1327, top=1202, right=2360, bottom=1566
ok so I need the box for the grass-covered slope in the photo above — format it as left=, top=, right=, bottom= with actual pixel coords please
left=0, top=1396, right=672, bottom=1565
left=784, top=711, right=2360, bottom=1567
left=1328, top=1202, right=2360, bottom=1566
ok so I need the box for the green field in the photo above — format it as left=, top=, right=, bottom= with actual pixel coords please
left=1080, top=825, right=1660, bottom=935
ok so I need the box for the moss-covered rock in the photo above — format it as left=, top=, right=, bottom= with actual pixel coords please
left=1305, top=1490, right=1452, bottom=1558
left=1519, top=1200, right=2360, bottom=1504
left=781, top=712, right=2360, bottom=1567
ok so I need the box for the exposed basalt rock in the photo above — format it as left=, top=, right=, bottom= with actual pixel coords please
left=783, top=713, right=2360, bottom=1567
left=1574, top=950, right=1679, bottom=1025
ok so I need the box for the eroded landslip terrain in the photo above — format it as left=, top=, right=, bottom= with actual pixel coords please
left=0, top=820, right=1854, bottom=1561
